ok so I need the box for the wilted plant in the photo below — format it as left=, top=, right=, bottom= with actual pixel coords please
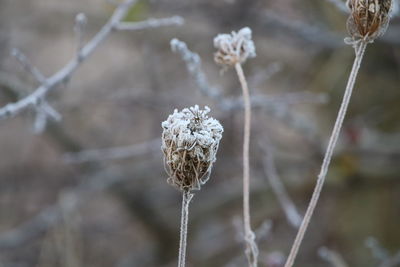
left=213, top=27, right=258, bottom=267
left=284, top=1, right=394, bottom=266
left=161, top=105, right=223, bottom=267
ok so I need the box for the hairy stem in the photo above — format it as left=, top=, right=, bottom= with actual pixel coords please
left=178, top=191, right=194, bottom=267
left=284, top=41, right=368, bottom=267
left=235, top=63, right=258, bottom=267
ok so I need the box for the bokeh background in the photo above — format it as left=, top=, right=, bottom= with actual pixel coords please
left=0, top=0, right=399, bottom=266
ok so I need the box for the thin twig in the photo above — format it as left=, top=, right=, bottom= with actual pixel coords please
left=11, top=48, right=47, bottom=83
left=0, top=0, right=137, bottom=119
left=0, top=0, right=183, bottom=120
left=178, top=191, right=194, bottom=267
left=62, top=138, right=160, bottom=163
left=284, top=41, right=368, bottom=267
left=380, top=251, right=400, bottom=267
left=365, top=237, right=390, bottom=262
left=0, top=166, right=132, bottom=249
left=74, top=13, right=88, bottom=57
left=0, top=142, right=161, bottom=249
left=318, top=247, right=349, bottom=267
left=365, top=237, right=400, bottom=267
left=11, top=48, right=62, bottom=133
left=116, top=16, right=184, bottom=31
left=234, top=62, right=258, bottom=267
left=260, top=141, right=302, bottom=229
left=170, top=38, right=223, bottom=101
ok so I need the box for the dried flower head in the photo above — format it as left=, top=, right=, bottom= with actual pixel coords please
left=161, top=105, right=223, bottom=192
left=213, top=27, right=256, bottom=66
left=346, top=0, right=393, bottom=42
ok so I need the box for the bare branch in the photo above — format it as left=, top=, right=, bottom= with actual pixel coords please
left=11, top=48, right=46, bottom=83
left=170, top=38, right=223, bottom=102
left=33, top=107, right=47, bottom=134
left=260, top=141, right=302, bottom=229
left=0, top=162, right=153, bottom=249
left=0, top=205, right=61, bottom=249
left=10, top=48, right=62, bottom=133
left=40, top=101, right=62, bottom=122
left=254, top=220, right=273, bottom=242
left=0, top=0, right=183, bottom=122
left=365, top=237, right=400, bottom=267
left=365, top=237, right=390, bottom=263
left=0, top=0, right=138, bottom=120
left=74, top=13, right=88, bottom=57
left=62, top=138, right=160, bottom=163
left=115, top=16, right=184, bottom=31
left=318, top=247, right=348, bottom=267
left=32, top=100, right=62, bottom=134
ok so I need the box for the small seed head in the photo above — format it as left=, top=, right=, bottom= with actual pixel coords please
left=213, top=27, right=256, bottom=67
left=161, top=105, right=223, bottom=192
left=346, top=0, right=393, bottom=42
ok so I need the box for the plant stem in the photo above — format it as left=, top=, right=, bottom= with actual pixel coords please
left=178, top=191, right=194, bottom=267
left=284, top=41, right=368, bottom=267
left=235, top=62, right=258, bottom=267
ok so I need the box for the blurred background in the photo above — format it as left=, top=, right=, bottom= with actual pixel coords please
left=0, top=0, right=399, bottom=266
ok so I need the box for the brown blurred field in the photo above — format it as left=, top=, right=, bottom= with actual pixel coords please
left=0, top=0, right=399, bottom=266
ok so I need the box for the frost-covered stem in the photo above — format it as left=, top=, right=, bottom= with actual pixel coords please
left=115, top=16, right=184, bottom=31
left=318, top=247, right=348, bottom=267
left=170, top=39, right=222, bottom=101
left=261, top=142, right=302, bottom=228
left=11, top=48, right=46, bottom=83
left=178, top=191, right=194, bottom=267
left=74, top=13, right=88, bottom=57
left=284, top=41, right=368, bottom=267
left=234, top=63, right=258, bottom=267
left=63, top=138, right=160, bottom=163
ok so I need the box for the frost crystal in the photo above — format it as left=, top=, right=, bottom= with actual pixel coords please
left=213, top=27, right=256, bottom=66
left=161, top=105, right=223, bottom=191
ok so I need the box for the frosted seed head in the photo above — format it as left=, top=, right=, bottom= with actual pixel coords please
left=213, top=27, right=256, bottom=67
left=346, top=0, right=393, bottom=43
left=161, top=105, right=223, bottom=192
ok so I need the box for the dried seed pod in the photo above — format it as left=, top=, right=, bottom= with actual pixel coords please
left=161, top=105, right=223, bottom=192
left=346, top=0, right=393, bottom=42
left=213, top=27, right=256, bottom=66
